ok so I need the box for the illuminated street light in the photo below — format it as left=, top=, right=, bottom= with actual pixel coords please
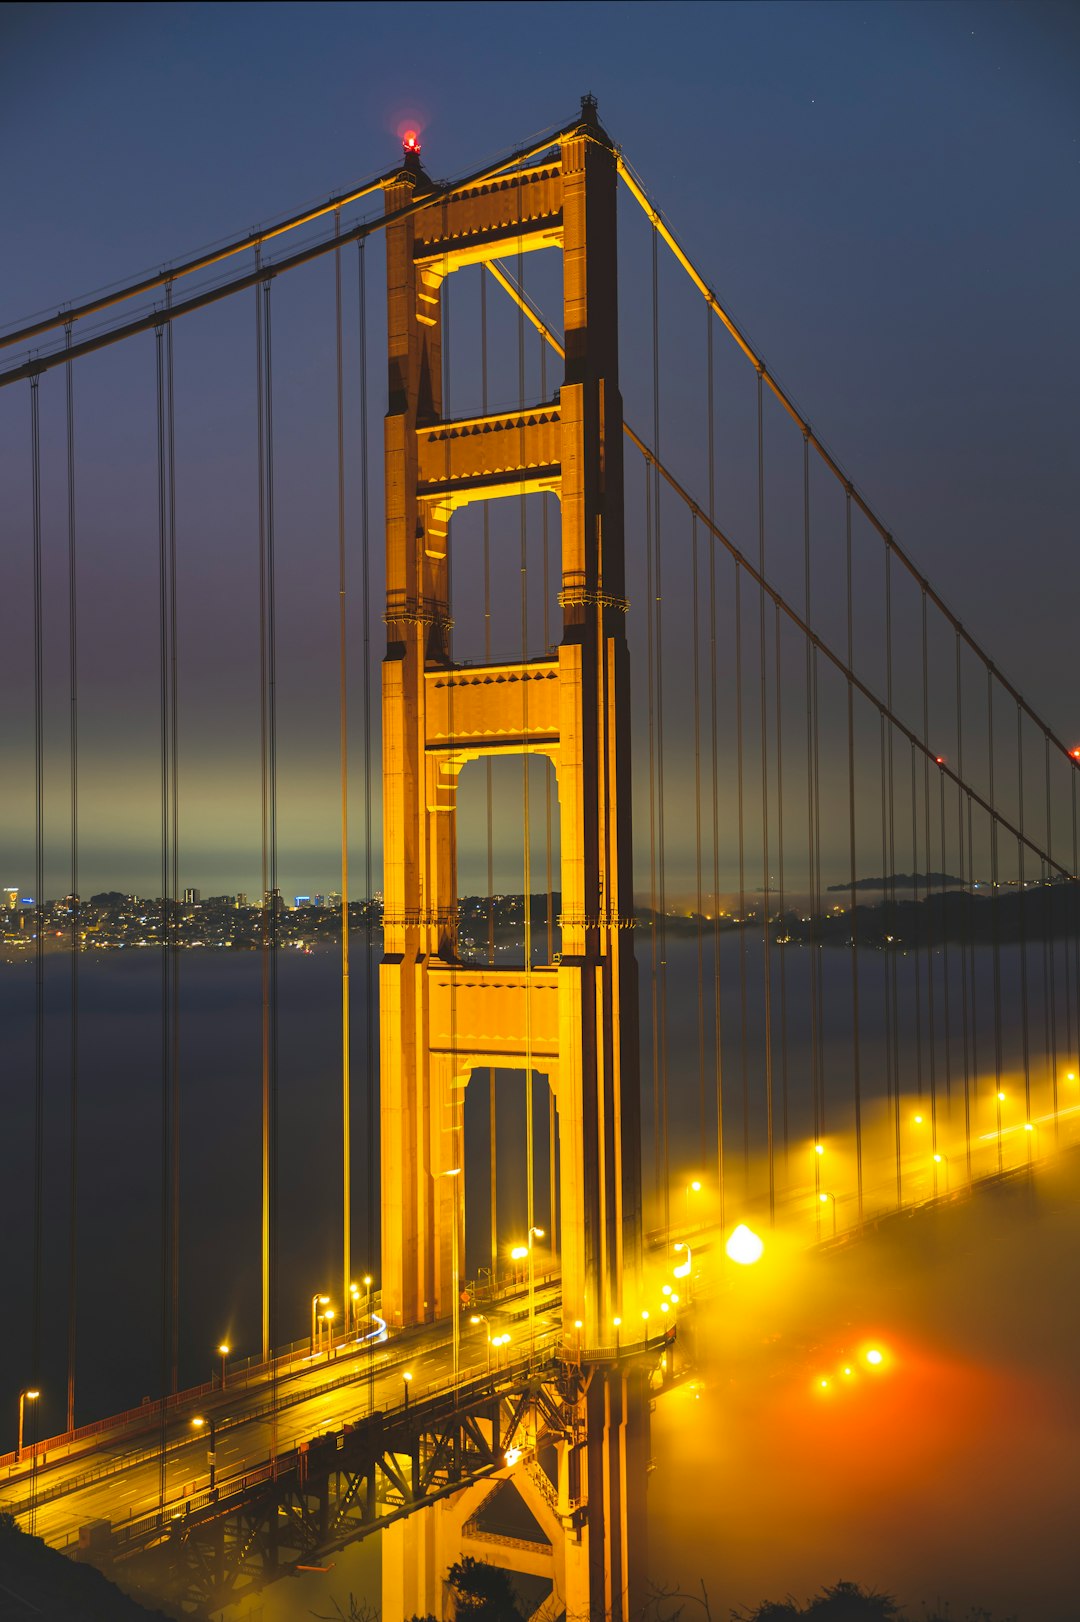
left=932, top=1151, right=950, bottom=1193
left=725, top=1224, right=765, bottom=1265
left=403, top=1370, right=413, bottom=1410
left=321, top=1307, right=336, bottom=1357
left=349, top=1282, right=360, bottom=1336
left=310, top=1293, right=330, bottom=1356
left=1024, top=1121, right=1039, bottom=1162
left=685, top=1177, right=703, bottom=1225
left=217, top=1343, right=230, bottom=1391
left=17, top=1388, right=39, bottom=1463
left=363, top=1275, right=375, bottom=1413
left=864, top=1347, right=884, bottom=1368
left=613, top=1316, right=621, bottom=1356
left=818, top=1191, right=837, bottom=1239
left=191, top=1413, right=218, bottom=1494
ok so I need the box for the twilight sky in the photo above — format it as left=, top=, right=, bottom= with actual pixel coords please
left=1, top=0, right=1078, bottom=903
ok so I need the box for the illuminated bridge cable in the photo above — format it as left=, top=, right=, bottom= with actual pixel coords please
left=845, top=491, right=863, bottom=1222
left=614, top=151, right=1080, bottom=788
left=707, top=313, right=725, bottom=1228
left=989, top=675, right=1004, bottom=1169
left=803, top=435, right=823, bottom=1209
left=154, top=322, right=170, bottom=1508
left=540, top=328, right=556, bottom=1253
left=886, top=552, right=902, bottom=1203
left=651, top=221, right=671, bottom=1235
left=30, top=375, right=45, bottom=1427
left=775, top=599, right=789, bottom=1166
left=480, top=270, right=497, bottom=1289
left=1044, top=737, right=1058, bottom=1139
left=255, top=252, right=271, bottom=1367
left=879, top=711, right=898, bottom=1204
left=691, top=514, right=706, bottom=1161
left=757, top=368, right=775, bottom=1222
left=260, top=275, right=282, bottom=1452
left=64, top=325, right=80, bottom=1434
left=957, top=630, right=973, bottom=1184
left=735, top=559, right=749, bottom=1184
left=334, top=212, right=352, bottom=1319
left=921, top=589, right=938, bottom=1147
left=166, top=295, right=181, bottom=1396
left=357, top=238, right=375, bottom=1266
left=1017, top=706, right=1032, bottom=1124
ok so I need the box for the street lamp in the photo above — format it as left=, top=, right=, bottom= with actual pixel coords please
left=310, top=1293, right=329, bottom=1355
left=673, top=1241, right=694, bottom=1299
left=191, top=1414, right=218, bottom=1495
left=932, top=1151, right=950, bottom=1193
left=574, top=1319, right=583, bottom=1364
left=995, top=1091, right=1006, bottom=1173
left=685, top=1177, right=702, bottom=1226
left=217, top=1343, right=230, bottom=1390
left=363, top=1275, right=375, bottom=1411
left=17, top=1388, right=39, bottom=1463
left=1024, top=1121, right=1039, bottom=1162
left=350, top=1283, right=360, bottom=1337
left=403, top=1370, right=412, bottom=1411
left=613, top=1317, right=621, bottom=1356
left=321, top=1307, right=336, bottom=1356
left=725, top=1223, right=765, bottom=1264
left=818, top=1192, right=837, bottom=1239
left=436, top=1167, right=462, bottom=1378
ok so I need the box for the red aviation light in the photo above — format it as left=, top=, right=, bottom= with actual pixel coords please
left=402, top=130, right=421, bottom=157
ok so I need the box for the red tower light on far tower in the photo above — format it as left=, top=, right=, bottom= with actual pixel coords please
left=402, top=130, right=421, bottom=158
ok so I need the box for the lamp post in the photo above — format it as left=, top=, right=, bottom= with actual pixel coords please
left=403, top=1370, right=412, bottom=1412
left=574, top=1319, right=583, bottom=1364
left=363, top=1274, right=375, bottom=1410
left=995, top=1091, right=1006, bottom=1174
left=322, top=1307, right=336, bottom=1357
left=813, top=1142, right=824, bottom=1237
left=311, top=1293, right=329, bottom=1355
left=217, top=1343, right=230, bottom=1391
left=613, top=1317, right=621, bottom=1357
left=673, top=1241, right=694, bottom=1301
left=192, top=1414, right=217, bottom=1495
left=17, top=1388, right=39, bottom=1463
left=685, top=1177, right=702, bottom=1227
left=1024, top=1121, right=1039, bottom=1163
left=932, top=1152, right=950, bottom=1193
left=436, top=1168, right=462, bottom=1378
left=819, top=1191, right=837, bottom=1238
left=350, top=1283, right=360, bottom=1337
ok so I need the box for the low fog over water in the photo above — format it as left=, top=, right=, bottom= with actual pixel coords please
left=2, top=934, right=1078, bottom=1617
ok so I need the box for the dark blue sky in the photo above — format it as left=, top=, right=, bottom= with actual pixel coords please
left=1, top=1, right=1077, bottom=899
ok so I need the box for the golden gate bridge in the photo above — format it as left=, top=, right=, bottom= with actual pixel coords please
left=1, top=97, right=1077, bottom=1618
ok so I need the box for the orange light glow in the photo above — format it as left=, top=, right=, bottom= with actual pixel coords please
left=402, top=129, right=421, bottom=156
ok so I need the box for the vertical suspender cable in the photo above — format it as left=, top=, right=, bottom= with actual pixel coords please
left=64, top=328, right=80, bottom=1435
left=1017, top=705, right=1032, bottom=1125
left=775, top=602, right=789, bottom=1164
left=481, top=273, right=497, bottom=1287
left=707, top=315, right=725, bottom=1227
left=357, top=240, right=375, bottom=1268
left=651, top=224, right=670, bottom=1233
left=735, top=561, right=748, bottom=1183
left=645, top=454, right=660, bottom=1208
left=334, top=214, right=352, bottom=1316
left=879, top=709, right=895, bottom=1203
left=956, top=631, right=972, bottom=1183
left=255, top=253, right=271, bottom=1369
left=691, top=515, right=706, bottom=1159
left=30, top=376, right=45, bottom=1465
left=165, top=294, right=180, bottom=1394
left=845, top=491, right=863, bottom=1222
left=756, top=371, right=774, bottom=1222
left=154, top=324, right=171, bottom=1506
left=989, top=674, right=1004, bottom=1167
left=921, top=590, right=937, bottom=1148
left=1044, top=737, right=1058, bottom=1139
left=803, top=437, right=822, bottom=1225
left=886, top=553, right=901, bottom=1203
left=261, top=277, right=281, bottom=1449
left=516, top=206, right=536, bottom=1353
left=541, top=331, right=556, bottom=1250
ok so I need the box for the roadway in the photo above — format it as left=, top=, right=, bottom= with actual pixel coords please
left=0, top=1284, right=563, bottom=1552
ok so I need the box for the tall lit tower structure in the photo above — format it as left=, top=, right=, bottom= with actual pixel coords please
left=378, top=99, right=642, bottom=1345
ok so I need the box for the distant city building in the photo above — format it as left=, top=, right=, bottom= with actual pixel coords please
left=4, top=887, right=17, bottom=911
left=183, top=887, right=200, bottom=905
left=235, top=893, right=248, bottom=909
left=294, top=895, right=311, bottom=909
left=313, top=894, right=326, bottom=909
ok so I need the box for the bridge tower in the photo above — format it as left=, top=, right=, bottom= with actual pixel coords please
left=379, top=98, right=642, bottom=1348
